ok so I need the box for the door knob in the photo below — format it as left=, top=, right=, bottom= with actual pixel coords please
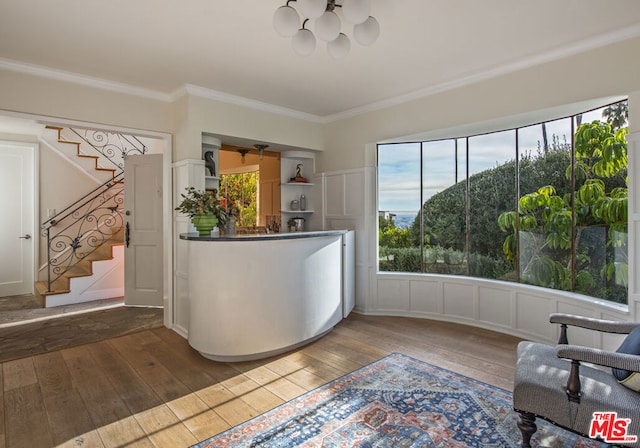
left=19, top=234, right=31, bottom=240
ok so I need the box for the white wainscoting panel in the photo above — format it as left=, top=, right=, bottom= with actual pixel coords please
left=322, top=167, right=374, bottom=317
left=373, top=274, right=631, bottom=346
left=410, top=278, right=443, bottom=314
left=325, top=174, right=344, bottom=217
left=344, top=170, right=364, bottom=216
left=377, top=276, right=411, bottom=313
left=443, top=282, right=475, bottom=320
left=514, top=293, right=555, bottom=340
left=478, top=287, right=512, bottom=329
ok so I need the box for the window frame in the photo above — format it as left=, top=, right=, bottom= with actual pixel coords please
left=377, top=99, right=629, bottom=305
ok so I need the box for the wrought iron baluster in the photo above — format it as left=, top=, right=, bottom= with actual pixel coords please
left=68, top=128, right=147, bottom=173
left=43, top=178, right=125, bottom=289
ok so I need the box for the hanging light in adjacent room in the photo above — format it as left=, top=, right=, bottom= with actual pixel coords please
left=254, top=144, right=269, bottom=160
left=237, top=148, right=250, bottom=163
left=273, top=0, right=379, bottom=59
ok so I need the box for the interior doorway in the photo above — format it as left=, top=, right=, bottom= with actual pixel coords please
left=220, top=166, right=260, bottom=227
left=0, top=141, right=36, bottom=298
left=219, top=147, right=281, bottom=231
left=0, top=112, right=172, bottom=327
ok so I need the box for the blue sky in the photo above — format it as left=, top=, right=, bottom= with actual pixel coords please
left=378, top=108, right=605, bottom=215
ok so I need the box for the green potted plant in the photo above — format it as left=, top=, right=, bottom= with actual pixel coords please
left=175, top=187, right=227, bottom=236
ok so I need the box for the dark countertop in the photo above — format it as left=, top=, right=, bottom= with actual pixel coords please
left=179, top=230, right=348, bottom=242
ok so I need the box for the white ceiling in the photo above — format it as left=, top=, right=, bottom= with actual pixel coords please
left=1, top=0, right=640, bottom=122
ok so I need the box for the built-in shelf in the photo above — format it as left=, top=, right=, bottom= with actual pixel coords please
left=202, top=135, right=221, bottom=189
left=283, top=182, right=314, bottom=186
left=281, top=151, right=315, bottom=224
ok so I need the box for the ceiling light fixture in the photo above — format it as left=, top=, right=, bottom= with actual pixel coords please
left=254, top=144, right=269, bottom=160
left=238, top=148, right=250, bottom=163
left=273, top=0, right=379, bottom=59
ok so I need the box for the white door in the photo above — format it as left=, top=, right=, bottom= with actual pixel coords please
left=0, top=142, right=35, bottom=297
left=124, top=154, right=163, bottom=307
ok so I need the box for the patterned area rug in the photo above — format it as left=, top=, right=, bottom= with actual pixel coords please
left=193, top=353, right=605, bottom=448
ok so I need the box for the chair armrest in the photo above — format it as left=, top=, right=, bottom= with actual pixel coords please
left=550, top=313, right=639, bottom=334
left=556, top=344, right=640, bottom=373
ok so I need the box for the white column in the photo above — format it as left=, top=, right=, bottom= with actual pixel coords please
left=172, top=158, right=205, bottom=335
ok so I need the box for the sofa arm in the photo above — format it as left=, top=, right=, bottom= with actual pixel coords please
left=556, top=344, right=640, bottom=373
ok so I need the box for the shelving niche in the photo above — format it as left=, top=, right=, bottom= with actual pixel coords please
left=280, top=150, right=315, bottom=217
left=202, top=134, right=221, bottom=190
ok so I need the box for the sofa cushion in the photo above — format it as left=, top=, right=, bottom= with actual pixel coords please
left=613, top=326, right=640, bottom=391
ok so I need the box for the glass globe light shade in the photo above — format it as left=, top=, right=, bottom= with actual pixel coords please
left=353, top=16, right=379, bottom=46
left=327, top=33, right=350, bottom=59
left=315, top=10, right=341, bottom=42
left=292, top=28, right=316, bottom=56
left=273, top=5, right=300, bottom=37
left=341, top=0, right=371, bottom=24
left=297, top=0, right=327, bottom=19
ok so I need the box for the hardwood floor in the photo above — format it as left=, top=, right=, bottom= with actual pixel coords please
left=0, top=314, right=522, bottom=448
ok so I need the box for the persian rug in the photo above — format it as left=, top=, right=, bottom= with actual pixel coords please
left=193, top=353, right=606, bottom=448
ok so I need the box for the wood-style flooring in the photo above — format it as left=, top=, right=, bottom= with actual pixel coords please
left=0, top=295, right=164, bottom=363
left=0, top=313, right=522, bottom=448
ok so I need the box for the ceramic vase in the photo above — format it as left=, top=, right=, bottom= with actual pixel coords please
left=192, top=214, right=217, bottom=237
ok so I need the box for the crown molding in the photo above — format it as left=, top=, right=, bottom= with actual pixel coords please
left=0, top=58, right=172, bottom=102
left=324, top=23, right=640, bottom=123
left=0, top=57, right=323, bottom=122
left=171, top=84, right=324, bottom=124
left=3, top=22, right=639, bottom=126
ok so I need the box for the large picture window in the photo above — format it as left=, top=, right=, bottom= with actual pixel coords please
left=378, top=100, right=629, bottom=304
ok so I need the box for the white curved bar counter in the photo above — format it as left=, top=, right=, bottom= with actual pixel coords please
left=180, top=230, right=353, bottom=361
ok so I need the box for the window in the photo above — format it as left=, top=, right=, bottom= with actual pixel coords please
left=220, top=170, right=260, bottom=226
left=378, top=100, right=628, bottom=304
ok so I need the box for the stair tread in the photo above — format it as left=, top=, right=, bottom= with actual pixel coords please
left=45, top=126, right=117, bottom=180
left=64, top=263, right=92, bottom=278
left=39, top=233, right=123, bottom=297
left=35, top=279, right=70, bottom=296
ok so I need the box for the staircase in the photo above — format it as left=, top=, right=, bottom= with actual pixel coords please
left=44, top=126, right=118, bottom=183
left=35, top=230, right=125, bottom=308
left=36, top=126, right=146, bottom=307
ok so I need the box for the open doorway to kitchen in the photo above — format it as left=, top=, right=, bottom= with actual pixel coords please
left=219, top=146, right=281, bottom=233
